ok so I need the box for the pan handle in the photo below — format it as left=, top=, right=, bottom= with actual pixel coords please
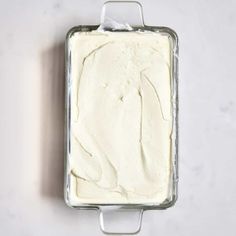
left=99, top=206, right=143, bottom=235
left=100, top=1, right=145, bottom=27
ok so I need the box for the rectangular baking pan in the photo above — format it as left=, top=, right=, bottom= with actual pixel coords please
left=64, top=1, right=179, bottom=234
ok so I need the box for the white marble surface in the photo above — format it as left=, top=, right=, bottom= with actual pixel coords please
left=0, top=0, right=236, bottom=235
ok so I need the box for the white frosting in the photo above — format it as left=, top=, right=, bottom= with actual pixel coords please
left=67, top=31, right=173, bottom=204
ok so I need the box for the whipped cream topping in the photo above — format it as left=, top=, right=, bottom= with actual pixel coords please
left=67, top=31, right=173, bottom=204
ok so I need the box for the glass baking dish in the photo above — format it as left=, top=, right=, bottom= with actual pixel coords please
left=64, top=1, right=179, bottom=234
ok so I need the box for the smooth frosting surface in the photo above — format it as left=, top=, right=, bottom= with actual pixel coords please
left=68, top=31, right=173, bottom=204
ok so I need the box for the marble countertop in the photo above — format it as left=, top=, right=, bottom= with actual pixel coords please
left=0, top=0, right=235, bottom=235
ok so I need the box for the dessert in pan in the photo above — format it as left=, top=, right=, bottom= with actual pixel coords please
left=64, top=1, right=178, bottom=234
left=67, top=30, right=175, bottom=205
